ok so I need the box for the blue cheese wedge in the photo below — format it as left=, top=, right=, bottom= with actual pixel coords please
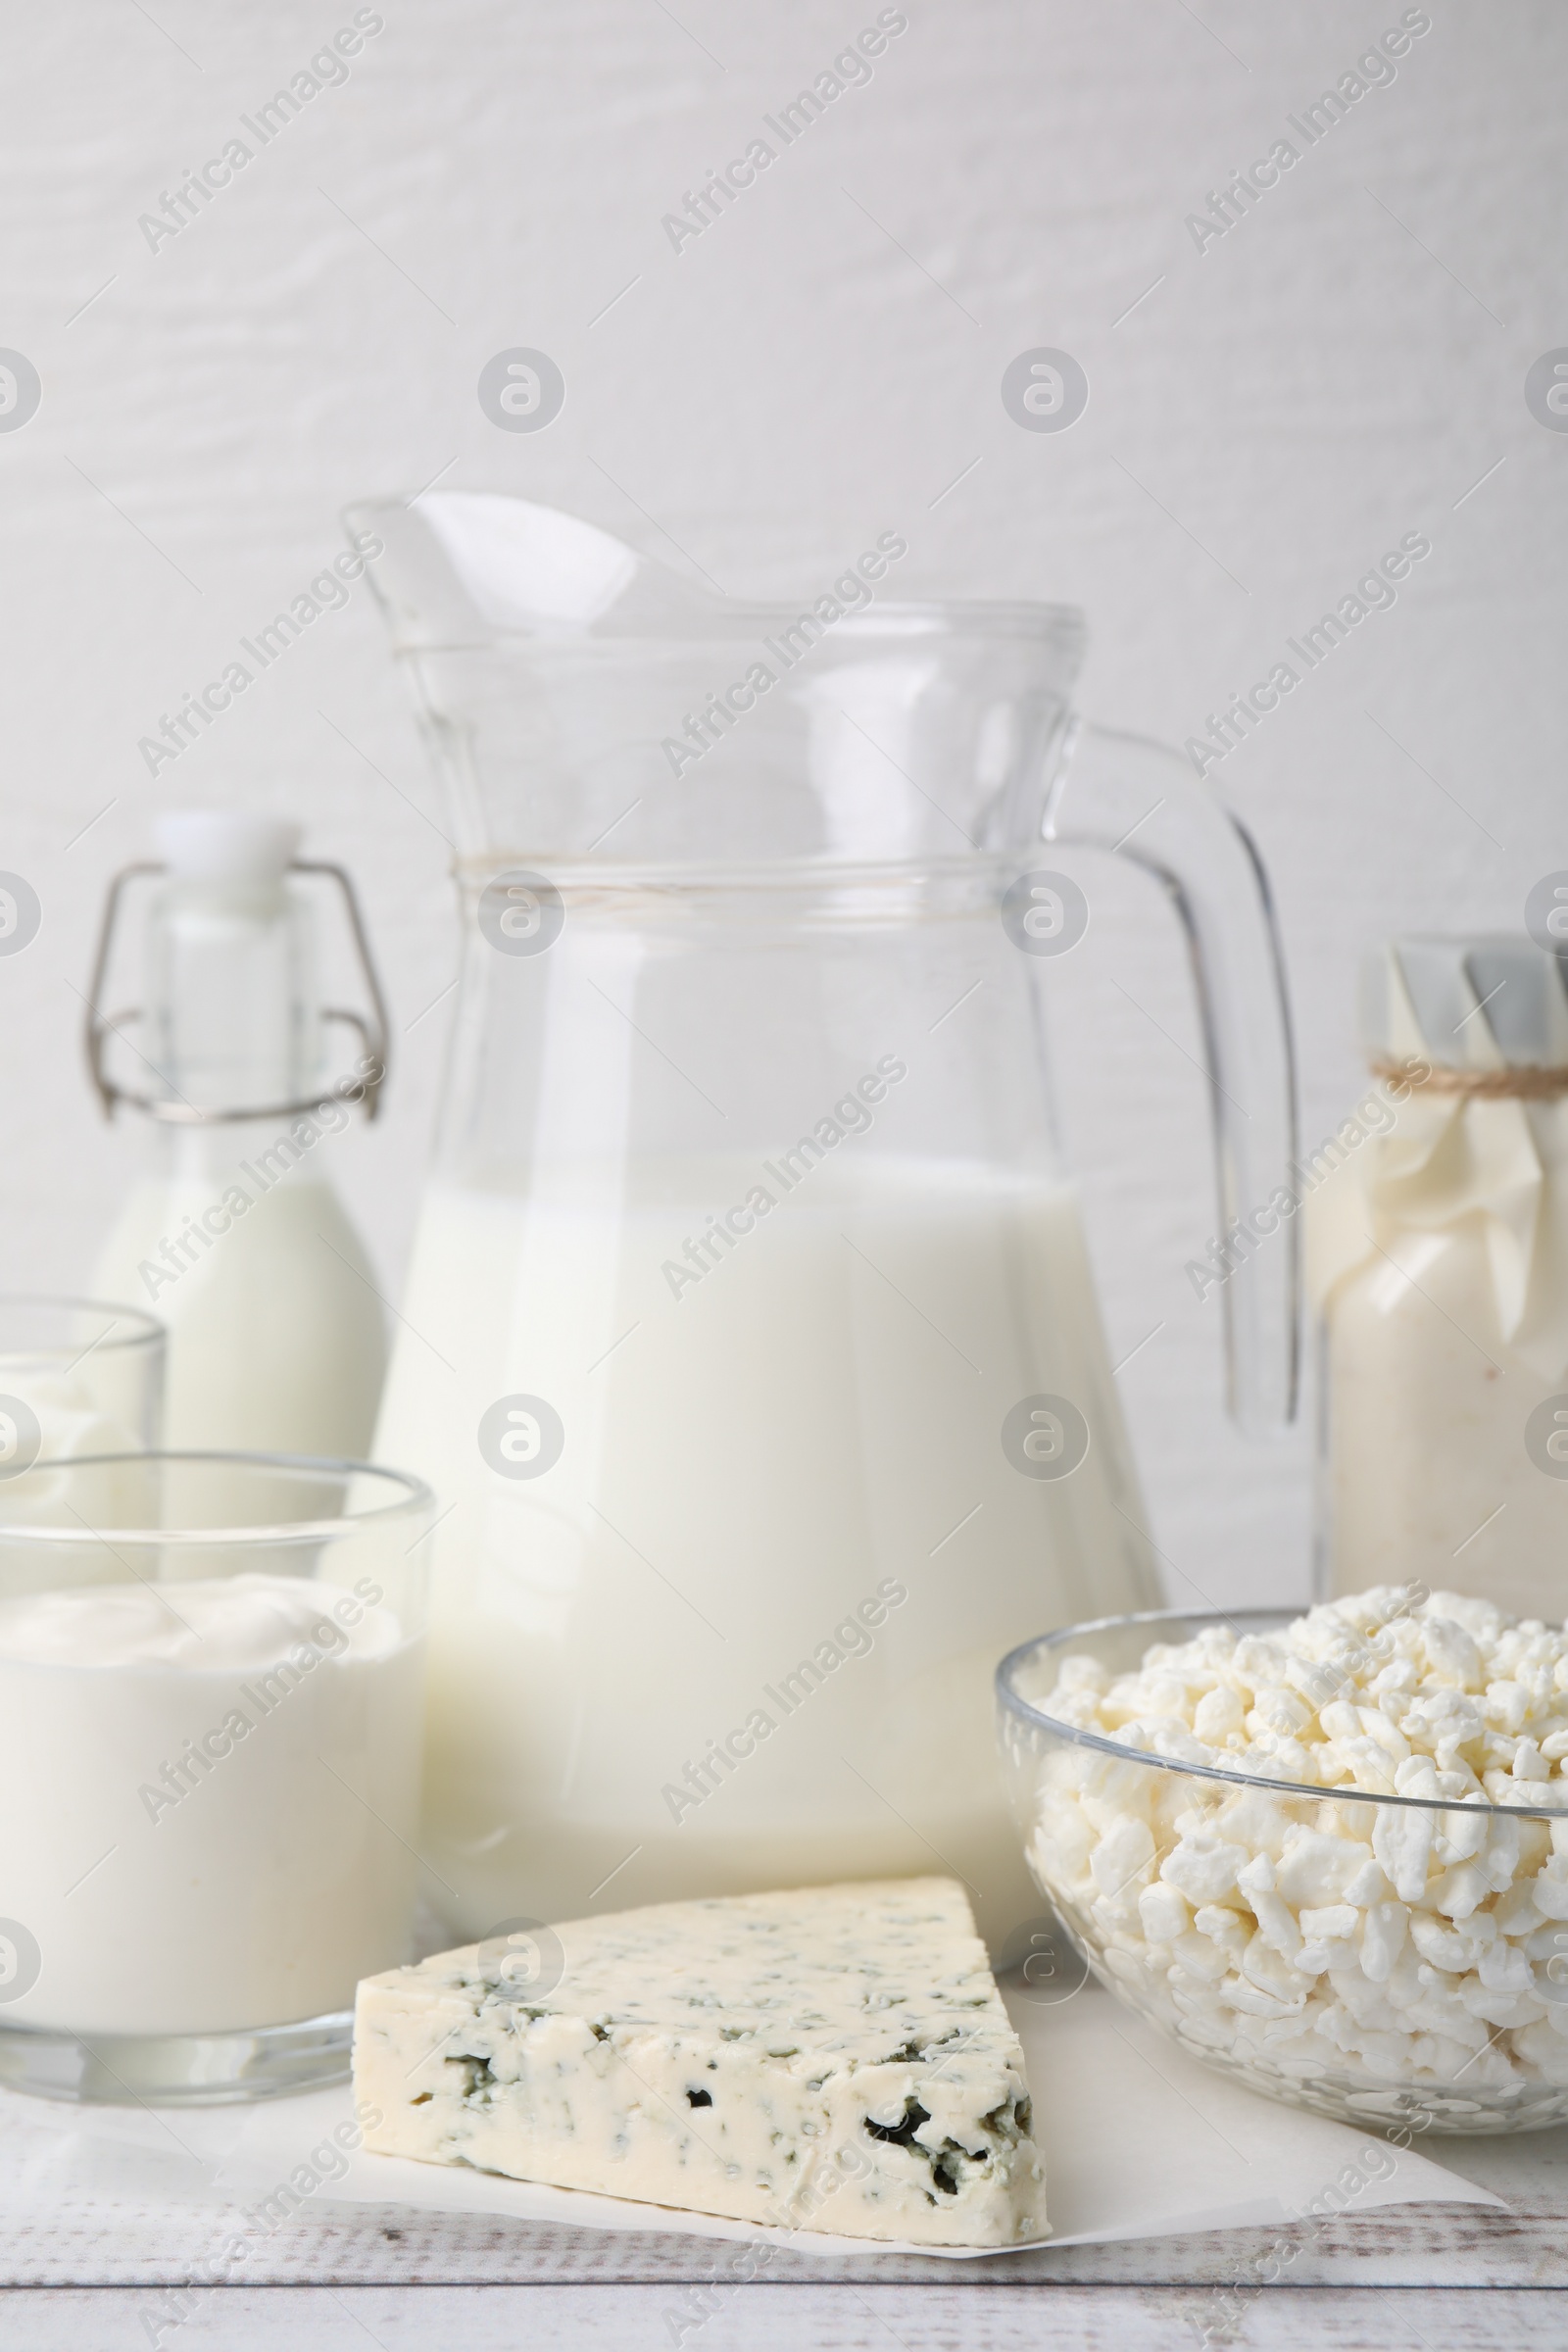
left=353, top=1876, right=1048, bottom=2246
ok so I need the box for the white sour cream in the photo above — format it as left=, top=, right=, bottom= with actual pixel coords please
left=0, top=1574, right=423, bottom=2037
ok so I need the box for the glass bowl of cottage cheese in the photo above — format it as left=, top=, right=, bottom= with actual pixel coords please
left=996, top=1589, right=1568, bottom=2134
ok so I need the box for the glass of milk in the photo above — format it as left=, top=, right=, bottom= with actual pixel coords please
left=0, top=1451, right=431, bottom=2103
left=0, top=1295, right=164, bottom=1483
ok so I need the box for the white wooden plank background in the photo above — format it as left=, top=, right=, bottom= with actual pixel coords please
left=2, top=2282, right=1565, bottom=2349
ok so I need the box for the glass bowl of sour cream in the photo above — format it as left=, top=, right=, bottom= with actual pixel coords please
left=0, top=1452, right=433, bottom=2104
left=997, top=1591, right=1568, bottom=2135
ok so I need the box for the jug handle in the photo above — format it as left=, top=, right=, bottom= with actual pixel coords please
left=1043, top=720, right=1300, bottom=1435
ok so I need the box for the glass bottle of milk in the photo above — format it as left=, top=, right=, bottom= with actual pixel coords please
left=1310, top=936, right=1568, bottom=1618
left=89, top=810, right=389, bottom=1459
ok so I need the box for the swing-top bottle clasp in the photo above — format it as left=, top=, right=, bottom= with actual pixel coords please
left=84, top=858, right=390, bottom=1127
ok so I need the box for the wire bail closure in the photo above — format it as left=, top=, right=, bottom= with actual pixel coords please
left=83, top=860, right=390, bottom=1126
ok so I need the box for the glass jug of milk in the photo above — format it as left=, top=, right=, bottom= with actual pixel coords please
left=357, top=494, right=1298, bottom=1949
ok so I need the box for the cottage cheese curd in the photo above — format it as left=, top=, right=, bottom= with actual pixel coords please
left=1022, top=1589, right=1568, bottom=2129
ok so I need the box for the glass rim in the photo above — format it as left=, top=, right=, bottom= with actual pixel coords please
left=996, top=1605, right=1568, bottom=1821
left=449, top=851, right=1052, bottom=895
left=0, top=1296, right=165, bottom=1361
left=396, top=603, right=1087, bottom=649
left=0, top=1451, right=434, bottom=1546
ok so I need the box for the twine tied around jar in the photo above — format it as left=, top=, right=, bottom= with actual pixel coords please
left=1369, top=1055, right=1568, bottom=1102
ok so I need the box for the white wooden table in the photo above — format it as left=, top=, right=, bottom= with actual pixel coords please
left=3, top=2118, right=1566, bottom=2348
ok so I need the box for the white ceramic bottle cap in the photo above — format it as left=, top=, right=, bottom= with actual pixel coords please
left=1360, top=936, right=1568, bottom=1068
left=152, top=809, right=300, bottom=886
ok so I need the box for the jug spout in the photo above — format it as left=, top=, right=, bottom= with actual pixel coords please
left=351, top=493, right=727, bottom=648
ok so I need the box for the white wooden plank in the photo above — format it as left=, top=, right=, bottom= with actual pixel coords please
left=0, top=2188, right=1563, bottom=2290
left=5, top=2284, right=1568, bottom=2352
